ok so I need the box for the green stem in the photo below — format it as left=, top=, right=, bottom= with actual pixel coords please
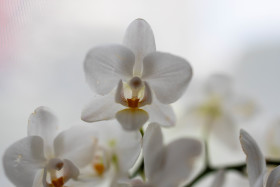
left=184, top=159, right=280, bottom=187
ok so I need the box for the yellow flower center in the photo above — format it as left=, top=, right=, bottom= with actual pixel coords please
left=48, top=177, right=64, bottom=187
left=93, top=163, right=105, bottom=176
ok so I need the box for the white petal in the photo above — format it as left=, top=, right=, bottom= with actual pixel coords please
left=240, top=129, right=266, bottom=187
left=266, top=165, right=280, bottom=187
left=142, top=52, right=192, bottom=104
left=28, top=106, right=58, bottom=157
left=84, top=44, right=135, bottom=95
left=210, top=170, right=226, bottom=187
left=32, top=169, right=44, bottom=187
left=123, top=19, right=156, bottom=76
left=54, top=125, right=97, bottom=167
left=62, top=159, right=80, bottom=181
left=115, top=80, right=128, bottom=107
left=253, top=176, right=264, bottom=187
left=114, top=127, right=142, bottom=174
left=69, top=120, right=141, bottom=175
left=116, top=108, right=149, bottom=131
left=133, top=184, right=154, bottom=187
left=211, top=115, right=239, bottom=149
left=154, top=138, right=202, bottom=187
left=3, top=136, right=46, bottom=187
left=81, top=92, right=123, bottom=122
left=138, top=82, right=152, bottom=107
left=143, top=124, right=164, bottom=181
left=143, top=97, right=176, bottom=127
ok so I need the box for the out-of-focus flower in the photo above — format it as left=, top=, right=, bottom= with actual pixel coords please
left=187, top=74, right=257, bottom=147
left=71, top=120, right=142, bottom=187
left=122, top=124, right=201, bottom=187
left=240, top=129, right=280, bottom=187
left=81, top=18, right=192, bottom=131
left=266, top=119, right=280, bottom=158
left=3, top=106, right=95, bottom=187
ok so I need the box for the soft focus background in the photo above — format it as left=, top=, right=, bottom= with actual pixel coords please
left=1, top=0, right=280, bottom=186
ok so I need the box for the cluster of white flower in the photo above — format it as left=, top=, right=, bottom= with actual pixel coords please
left=3, top=19, right=280, bottom=187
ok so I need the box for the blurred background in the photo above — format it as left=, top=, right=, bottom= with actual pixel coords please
left=1, top=0, right=280, bottom=186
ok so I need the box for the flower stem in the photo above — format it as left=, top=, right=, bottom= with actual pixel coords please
left=184, top=159, right=280, bottom=187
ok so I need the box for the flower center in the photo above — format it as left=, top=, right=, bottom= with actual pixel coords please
left=197, top=95, right=222, bottom=119
left=48, top=177, right=64, bottom=187
left=43, top=158, right=78, bottom=187
left=115, top=77, right=152, bottom=108
left=93, top=163, right=105, bottom=176
left=92, top=148, right=108, bottom=177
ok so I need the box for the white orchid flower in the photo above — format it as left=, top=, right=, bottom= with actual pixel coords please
left=70, top=120, right=142, bottom=187
left=81, top=18, right=192, bottom=131
left=240, top=129, right=280, bottom=187
left=122, top=123, right=201, bottom=187
left=3, top=106, right=96, bottom=187
left=187, top=74, right=257, bottom=147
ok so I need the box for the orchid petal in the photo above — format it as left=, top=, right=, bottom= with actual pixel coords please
left=143, top=97, right=176, bottom=127
left=211, top=115, right=239, bottom=148
left=143, top=124, right=164, bottom=181
left=142, top=52, right=192, bottom=104
left=81, top=92, right=123, bottom=122
left=54, top=125, right=97, bottom=167
left=3, top=136, right=46, bottom=187
left=133, top=184, right=154, bottom=187
left=116, top=108, right=149, bottom=131
left=62, top=159, right=80, bottom=181
left=210, top=170, right=226, bottom=187
left=28, top=106, right=58, bottom=158
left=123, top=18, right=156, bottom=76
left=32, top=169, right=44, bottom=187
left=138, top=82, right=152, bottom=107
left=154, top=138, right=202, bottom=187
left=266, top=165, right=280, bottom=187
left=115, top=80, right=128, bottom=107
left=84, top=44, right=135, bottom=95
left=240, top=129, right=266, bottom=187
left=253, top=176, right=264, bottom=187
left=114, top=127, right=142, bottom=174
left=82, top=120, right=141, bottom=172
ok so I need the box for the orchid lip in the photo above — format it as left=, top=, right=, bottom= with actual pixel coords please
left=115, top=79, right=152, bottom=109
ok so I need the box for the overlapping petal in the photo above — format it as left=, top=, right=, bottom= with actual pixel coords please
left=211, top=115, right=239, bottom=148
left=240, top=129, right=266, bottom=187
left=80, top=120, right=142, bottom=174
left=266, top=165, right=280, bottom=187
left=155, top=138, right=202, bottom=187
left=3, top=136, right=47, bottom=187
left=81, top=93, right=124, bottom=122
left=53, top=126, right=97, bottom=167
left=142, top=52, right=192, bottom=104
left=28, top=106, right=58, bottom=157
left=32, top=169, right=44, bottom=187
left=210, top=170, right=226, bottom=187
left=143, top=124, right=201, bottom=187
left=62, top=159, right=80, bottom=181
left=123, top=18, right=156, bottom=76
left=143, top=97, right=176, bottom=127
left=116, top=109, right=149, bottom=131
left=143, top=124, right=164, bottom=181
left=84, top=44, right=135, bottom=95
